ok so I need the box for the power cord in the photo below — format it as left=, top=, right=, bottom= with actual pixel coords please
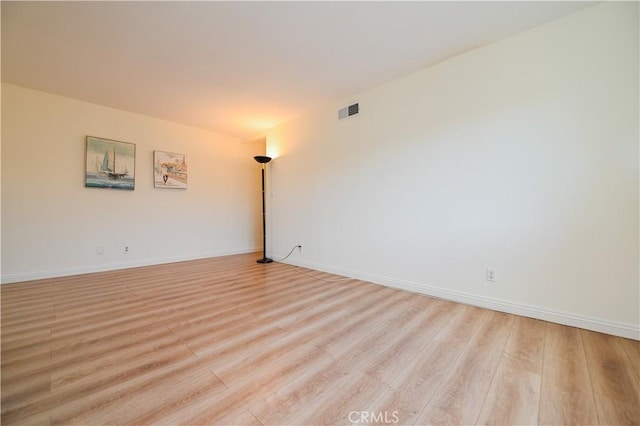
left=273, top=245, right=301, bottom=262
left=275, top=245, right=352, bottom=283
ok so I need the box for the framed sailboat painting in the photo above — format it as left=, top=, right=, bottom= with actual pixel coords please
left=85, top=136, right=135, bottom=190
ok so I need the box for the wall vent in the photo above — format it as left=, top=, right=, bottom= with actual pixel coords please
left=338, top=102, right=359, bottom=120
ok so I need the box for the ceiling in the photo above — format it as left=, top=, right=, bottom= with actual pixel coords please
left=2, top=1, right=595, bottom=139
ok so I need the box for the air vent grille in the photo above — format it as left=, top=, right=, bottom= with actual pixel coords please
left=338, top=102, right=359, bottom=120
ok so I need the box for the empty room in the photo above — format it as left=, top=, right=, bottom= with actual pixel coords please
left=1, top=1, right=638, bottom=425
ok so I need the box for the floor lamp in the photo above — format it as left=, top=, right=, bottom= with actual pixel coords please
left=254, top=155, right=273, bottom=263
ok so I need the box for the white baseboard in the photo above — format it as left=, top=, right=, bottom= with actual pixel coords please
left=279, top=257, right=640, bottom=341
left=0, top=247, right=260, bottom=284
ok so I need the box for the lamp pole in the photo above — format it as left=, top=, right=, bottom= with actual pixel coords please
left=254, top=156, right=273, bottom=263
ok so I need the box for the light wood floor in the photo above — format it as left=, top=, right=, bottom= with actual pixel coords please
left=1, top=253, right=638, bottom=425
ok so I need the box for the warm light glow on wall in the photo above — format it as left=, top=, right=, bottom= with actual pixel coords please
left=266, top=146, right=279, bottom=159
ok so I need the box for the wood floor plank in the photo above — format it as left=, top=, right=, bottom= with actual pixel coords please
left=538, top=323, right=599, bottom=425
left=356, top=386, right=422, bottom=425
left=294, top=371, right=389, bottom=425
left=416, top=310, right=514, bottom=425
left=476, top=316, right=545, bottom=425
left=1, top=334, right=51, bottom=369
left=330, top=295, right=442, bottom=374
left=230, top=409, right=263, bottom=426
left=50, top=359, right=225, bottom=425
left=3, top=343, right=197, bottom=423
left=165, top=344, right=335, bottom=425
left=240, top=343, right=341, bottom=425
left=361, top=298, right=460, bottom=386
left=2, top=253, right=638, bottom=425
left=581, top=329, right=640, bottom=425
left=621, top=337, right=640, bottom=387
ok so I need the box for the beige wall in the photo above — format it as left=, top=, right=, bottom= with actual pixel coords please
left=264, top=3, right=639, bottom=337
left=1, top=84, right=262, bottom=282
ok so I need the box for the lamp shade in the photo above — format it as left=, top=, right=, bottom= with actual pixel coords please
left=254, top=155, right=272, bottom=164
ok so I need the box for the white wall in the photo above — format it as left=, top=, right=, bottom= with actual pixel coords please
left=264, top=3, right=639, bottom=338
left=1, top=83, right=262, bottom=282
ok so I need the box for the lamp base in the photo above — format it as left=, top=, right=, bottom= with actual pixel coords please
left=257, top=257, right=273, bottom=264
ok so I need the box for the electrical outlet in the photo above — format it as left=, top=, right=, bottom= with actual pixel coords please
left=96, top=247, right=104, bottom=255
left=124, top=246, right=129, bottom=254
left=486, top=268, right=496, bottom=282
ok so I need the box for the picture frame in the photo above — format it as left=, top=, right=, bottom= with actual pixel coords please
left=154, top=150, right=188, bottom=189
left=85, top=136, right=135, bottom=190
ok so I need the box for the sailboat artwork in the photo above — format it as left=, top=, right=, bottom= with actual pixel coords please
left=85, top=136, right=135, bottom=190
